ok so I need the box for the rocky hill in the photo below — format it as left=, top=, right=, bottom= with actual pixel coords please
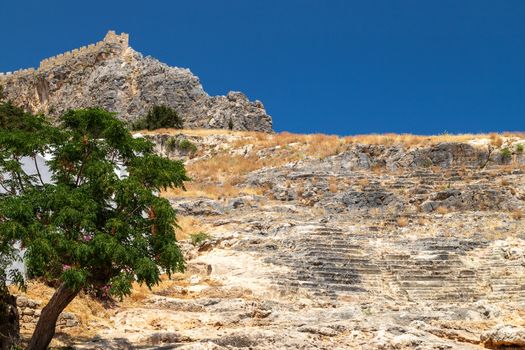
left=12, top=130, right=525, bottom=349
left=0, top=31, right=272, bottom=132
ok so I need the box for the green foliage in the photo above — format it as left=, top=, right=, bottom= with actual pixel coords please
left=501, top=147, right=512, bottom=161
left=516, top=144, right=524, bottom=154
left=165, top=137, right=197, bottom=154
left=166, top=137, right=178, bottom=152
left=0, top=106, right=189, bottom=301
left=0, top=85, right=4, bottom=101
left=132, top=105, right=183, bottom=131
left=178, top=139, right=197, bottom=153
left=190, top=232, right=210, bottom=246
left=228, top=118, right=234, bottom=131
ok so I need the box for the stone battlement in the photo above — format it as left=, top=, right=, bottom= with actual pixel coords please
left=0, top=30, right=128, bottom=80
left=38, top=30, right=128, bottom=71
left=0, top=68, right=35, bottom=80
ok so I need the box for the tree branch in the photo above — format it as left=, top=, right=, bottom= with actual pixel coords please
left=33, top=155, right=45, bottom=186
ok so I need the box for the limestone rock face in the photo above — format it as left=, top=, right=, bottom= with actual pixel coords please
left=481, top=325, right=525, bottom=348
left=0, top=31, right=272, bottom=132
left=12, top=132, right=525, bottom=349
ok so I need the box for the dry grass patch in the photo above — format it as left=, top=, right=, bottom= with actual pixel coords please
left=357, top=178, right=370, bottom=188
left=142, top=129, right=525, bottom=150
left=232, top=131, right=348, bottom=160
left=162, top=182, right=262, bottom=200
left=10, top=281, right=111, bottom=337
left=511, top=209, right=523, bottom=220
left=436, top=206, right=449, bottom=215
left=346, top=132, right=525, bottom=148
left=138, top=128, right=265, bottom=138
left=489, top=133, right=503, bottom=147
left=417, top=217, right=428, bottom=225
left=175, top=215, right=208, bottom=241
left=328, top=177, right=338, bottom=193
left=397, top=217, right=409, bottom=227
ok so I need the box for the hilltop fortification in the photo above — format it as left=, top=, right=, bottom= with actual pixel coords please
left=0, top=31, right=272, bottom=131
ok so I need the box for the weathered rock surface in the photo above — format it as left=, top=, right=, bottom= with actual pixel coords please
left=481, top=325, right=525, bottom=348
left=15, top=132, right=525, bottom=349
left=0, top=31, right=272, bottom=132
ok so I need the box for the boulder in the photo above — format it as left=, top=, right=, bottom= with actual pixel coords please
left=481, top=325, right=525, bottom=348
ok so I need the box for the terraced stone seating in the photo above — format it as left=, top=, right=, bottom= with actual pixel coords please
left=267, top=162, right=522, bottom=213
left=245, top=225, right=525, bottom=303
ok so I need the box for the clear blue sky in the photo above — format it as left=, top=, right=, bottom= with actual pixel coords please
left=1, top=1, right=524, bottom=135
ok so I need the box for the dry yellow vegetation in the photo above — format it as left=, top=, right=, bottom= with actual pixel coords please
left=511, top=209, right=523, bottom=220
left=153, top=129, right=525, bottom=200
left=175, top=215, right=209, bottom=240
left=162, top=182, right=262, bottom=200
left=9, top=282, right=111, bottom=338
left=397, top=217, right=409, bottom=227
left=139, top=128, right=525, bottom=147
left=436, top=206, right=449, bottom=215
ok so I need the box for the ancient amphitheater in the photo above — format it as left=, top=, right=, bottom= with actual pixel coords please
left=12, top=130, right=525, bottom=349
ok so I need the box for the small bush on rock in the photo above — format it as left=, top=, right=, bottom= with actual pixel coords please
left=516, top=144, right=524, bottom=154
left=132, top=105, right=183, bottom=130
left=190, top=232, right=210, bottom=246
left=501, top=147, right=512, bottom=162
left=178, top=139, right=197, bottom=153
left=166, top=137, right=178, bottom=153
left=165, top=137, right=197, bottom=154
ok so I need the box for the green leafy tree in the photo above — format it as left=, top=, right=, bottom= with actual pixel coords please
left=0, top=107, right=188, bottom=350
left=0, top=101, right=56, bottom=349
left=132, top=105, right=184, bottom=130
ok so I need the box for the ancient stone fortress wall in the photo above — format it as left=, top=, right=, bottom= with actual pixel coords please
left=16, top=296, right=79, bottom=331
left=0, top=30, right=129, bottom=82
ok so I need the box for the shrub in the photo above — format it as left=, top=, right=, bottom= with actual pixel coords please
left=166, top=137, right=178, bottom=152
left=190, top=232, right=210, bottom=246
left=132, top=105, right=183, bottom=130
left=165, top=138, right=197, bottom=154
left=516, top=144, right=524, bottom=154
left=328, top=177, right=338, bottom=193
left=228, top=118, right=234, bottom=131
left=501, top=147, right=512, bottom=161
left=178, top=139, right=197, bottom=153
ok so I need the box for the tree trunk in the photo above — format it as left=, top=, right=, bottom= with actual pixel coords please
left=0, top=287, right=19, bottom=350
left=26, top=283, right=79, bottom=350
